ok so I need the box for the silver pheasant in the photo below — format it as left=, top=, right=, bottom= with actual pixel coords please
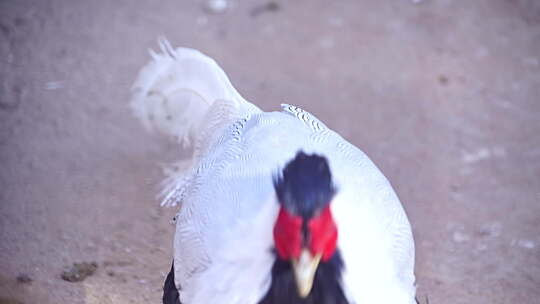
left=131, top=40, right=416, bottom=304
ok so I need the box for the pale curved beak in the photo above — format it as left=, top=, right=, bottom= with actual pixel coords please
left=292, top=249, right=322, bottom=298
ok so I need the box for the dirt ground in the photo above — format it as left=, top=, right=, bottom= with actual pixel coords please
left=1, top=0, right=539, bottom=303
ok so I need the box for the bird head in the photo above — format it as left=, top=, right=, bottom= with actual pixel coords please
left=273, top=151, right=338, bottom=298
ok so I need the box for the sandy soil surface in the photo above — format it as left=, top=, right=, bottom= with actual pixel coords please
left=1, top=0, right=539, bottom=303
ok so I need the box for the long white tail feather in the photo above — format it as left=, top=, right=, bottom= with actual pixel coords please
left=131, top=40, right=261, bottom=206
left=159, top=159, right=193, bottom=207
left=131, top=39, right=256, bottom=145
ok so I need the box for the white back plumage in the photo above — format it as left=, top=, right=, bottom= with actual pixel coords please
left=131, top=41, right=416, bottom=304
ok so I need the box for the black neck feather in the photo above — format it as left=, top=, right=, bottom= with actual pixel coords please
left=258, top=251, right=349, bottom=304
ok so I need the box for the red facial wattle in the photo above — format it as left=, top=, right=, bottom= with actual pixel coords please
left=308, top=206, right=338, bottom=261
left=273, top=206, right=338, bottom=261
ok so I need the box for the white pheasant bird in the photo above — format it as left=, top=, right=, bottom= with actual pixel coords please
left=131, top=41, right=416, bottom=304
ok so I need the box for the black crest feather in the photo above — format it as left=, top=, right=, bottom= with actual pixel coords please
left=274, top=151, right=337, bottom=219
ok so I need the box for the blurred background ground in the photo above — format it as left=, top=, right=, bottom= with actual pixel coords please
left=1, top=0, right=539, bottom=303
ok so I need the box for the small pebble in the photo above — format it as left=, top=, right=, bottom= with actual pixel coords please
left=44, top=81, right=64, bottom=90
left=478, top=222, right=502, bottom=238
left=462, top=148, right=491, bottom=164
left=250, top=1, right=280, bottom=17
left=452, top=231, right=470, bottom=243
left=61, top=262, right=98, bottom=282
left=517, top=239, right=535, bottom=249
left=438, top=75, right=449, bottom=85
left=475, top=243, right=488, bottom=252
left=205, top=0, right=228, bottom=14
left=16, top=273, right=32, bottom=284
